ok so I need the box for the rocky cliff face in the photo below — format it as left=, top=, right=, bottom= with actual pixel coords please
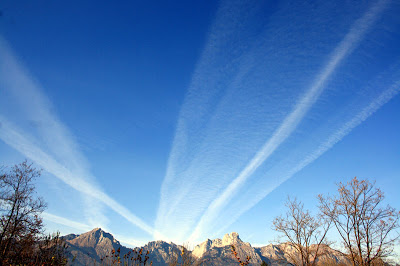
left=63, top=229, right=350, bottom=265
left=193, top=232, right=251, bottom=257
left=63, top=228, right=131, bottom=265
left=141, top=240, right=182, bottom=265
left=193, top=232, right=263, bottom=265
left=64, top=228, right=182, bottom=265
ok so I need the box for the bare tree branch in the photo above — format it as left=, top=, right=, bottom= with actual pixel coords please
left=272, top=197, right=331, bottom=266
left=318, top=177, right=400, bottom=266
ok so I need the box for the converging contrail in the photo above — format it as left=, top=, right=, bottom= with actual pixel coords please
left=212, top=76, right=400, bottom=237
left=189, top=0, right=390, bottom=242
left=42, top=212, right=148, bottom=247
left=42, top=212, right=92, bottom=233
left=0, top=37, right=157, bottom=237
left=0, top=117, right=155, bottom=235
left=155, top=0, right=398, bottom=243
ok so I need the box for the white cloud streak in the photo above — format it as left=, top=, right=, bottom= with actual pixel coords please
left=155, top=0, right=399, bottom=243
left=42, top=212, right=147, bottom=247
left=42, top=212, right=92, bottom=233
left=188, top=0, right=389, bottom=242
left=113, top=235, right=149, bottom=248
left=0, top=116, right=155, bottom=235
left=213, top=77, right=400, bottom=236
left=156, top=0, right=293, bottom=241
left=0, top=37, right=156, bottom=236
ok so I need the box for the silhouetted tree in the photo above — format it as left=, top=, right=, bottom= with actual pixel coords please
left=272, top=197, right=331, bottom=266
left=0, top=161, right=46, bottom=264
left=0, top=161, right=69, bottom=264
left=318, top=177, right=400, bottom=266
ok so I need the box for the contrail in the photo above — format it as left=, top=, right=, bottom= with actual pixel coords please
left=0, top=117, right=155, bottom=235
left=0, top=37, right=157, bottom=237
left=155, top=0, right=278, bottom=241
left=213, top=76, right=400, bottom=237
left=42, top=212, right=92, bottom=233
left=189, top=0, right=389, bottom=242
left=42, top=212, right=147, bottom=247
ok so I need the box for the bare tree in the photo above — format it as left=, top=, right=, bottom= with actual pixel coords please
left=0, top=161, right=46, bottom=265
left=272, top=197, right=331, bottom=266
left=318, top=177, right=400, bottom=266
left=34, top=231, right=69, bottom=265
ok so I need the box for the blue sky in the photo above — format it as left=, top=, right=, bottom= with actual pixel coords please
left=0, top=0, right=399, bottom=248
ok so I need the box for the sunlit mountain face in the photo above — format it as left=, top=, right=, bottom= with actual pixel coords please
left=1, top=0, right=400, bottom=248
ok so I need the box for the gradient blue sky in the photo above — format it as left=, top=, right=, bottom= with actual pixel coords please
left=0, top=0, right=399, bottom=248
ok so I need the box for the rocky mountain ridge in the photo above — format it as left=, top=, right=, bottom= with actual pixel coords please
left=63, top=228, right=350, bottom=265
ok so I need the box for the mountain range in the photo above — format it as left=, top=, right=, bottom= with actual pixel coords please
left=62, top=228, right=350, bottom=265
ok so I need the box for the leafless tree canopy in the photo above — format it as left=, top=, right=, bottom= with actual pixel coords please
left=0, top=161, right=68, bottom=265
left=272, top=197, right=331, bottom=266
left=318, top=177, right=400, bottom=266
